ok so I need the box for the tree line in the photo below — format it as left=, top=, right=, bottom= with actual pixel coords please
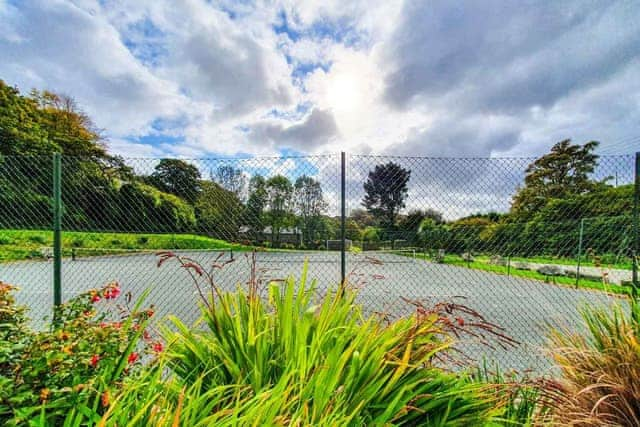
left=0, top=80, right=632, bottom=256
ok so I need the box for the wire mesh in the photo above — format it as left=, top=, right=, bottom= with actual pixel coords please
left=0, top=152, right=635, bottom=373
left=346, top=153, right=634, bottom=372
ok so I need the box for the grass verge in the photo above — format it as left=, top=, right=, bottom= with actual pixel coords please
left=414, top=253, right=630, bottom=296
left=0, top=229, right=251, bottom=262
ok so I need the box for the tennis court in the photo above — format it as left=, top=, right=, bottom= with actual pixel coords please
left=0, top=249, right=619, bottom=373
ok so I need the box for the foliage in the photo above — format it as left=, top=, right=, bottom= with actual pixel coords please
left=0, top=281, right=158, bottom=425
left=117, top=182, right=197, bottom=232
left=213, top=165, right=247, bottom=201
left=147, top=159, right=202, bottom=204
left=549, top=298, right=640, bottom=426
left=195, top=181, right=243, bottom=239
left=127, top=257, right=505, bottom=425
left=512, top=140, right=601, bottom=217
left=0, top=229, right=248, bottom=262
left=362, top=161, right=411, bottom=230
left=417, top=217, right=450, bottom=251
left=265, top=175, right=294, bottom=247
left=473, top=365, right=557, bottom=426
left=243, top=174, right=268, bottom=239
left=294, top=175, right=327, bottom=246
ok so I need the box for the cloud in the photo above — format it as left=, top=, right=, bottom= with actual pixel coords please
left=0, top=0, right=639, bottom=159
left=249, top=108, right=339, bottom=151
left=0, top=0, right=187, bottom=136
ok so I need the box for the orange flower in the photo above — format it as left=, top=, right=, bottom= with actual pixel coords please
left=39, top=388, right=50, bottom=402
left=101, top=390, right=110, bottom=407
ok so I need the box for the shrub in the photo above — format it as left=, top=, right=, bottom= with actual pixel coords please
left=136, top=236, right=149, bottom=245
left=130, top=254, right=505, bottom=425
left=0, top=282, right=158, bottom=425
left=549, top=298, right=640, bottom=426
left=71, top=238, right=84, bottom=248
left=27, top=234, right=46, bottom=245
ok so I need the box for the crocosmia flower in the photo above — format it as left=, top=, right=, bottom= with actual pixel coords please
left=90, top=354, right=100, bottom=367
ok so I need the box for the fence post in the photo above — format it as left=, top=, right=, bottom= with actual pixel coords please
left=632, top=152, right=640, bottom=301
left=575, top=218, right=585, bottom=288
left=340, top=152, right=346, bottom=286
left=53, top=153, right=62, bottom=310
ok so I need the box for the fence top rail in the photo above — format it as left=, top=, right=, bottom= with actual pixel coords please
left=349, top=153, right=636, bottom=161
left=1, top=153, right=636, bottom=161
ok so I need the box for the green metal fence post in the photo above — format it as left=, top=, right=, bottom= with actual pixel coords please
left=575, top=218, right=585, bottom=288
left=340, top=152, right=346, bottom=286
left=633, top=152, right=640, bottom=300
left=53, top=153, right=62, bottom=310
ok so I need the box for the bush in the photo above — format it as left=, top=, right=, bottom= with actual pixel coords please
left=120, top=255, right=505, bottom=425
left=549, top=298, right=640, bottom=425
left=0, top=282, right=159, bottom=425
left=27, top=234, right=46, bottom=245
left=136, top=236, right=149, bottom=245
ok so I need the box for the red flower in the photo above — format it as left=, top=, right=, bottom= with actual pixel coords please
left=146, top=308, right=155, bottom=318
left=113, top=321, right=122, bottom=329
left=104, top=285, right=121, bottom=300
left=143, top=330, right=151, bottom=340
left=91, top=294, right=101, bottom=303
left=127, top=352, right=139, bottom=364
left=90, top=354, right=100, bottom=368
left=456, top=317, right=465, bottom=327
left=152, top=342, right=164, bottom=353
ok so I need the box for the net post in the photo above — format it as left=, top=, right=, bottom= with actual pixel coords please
left=53, top=153, right=62, bottom=312
left=340, top=152, right=346, bottom=286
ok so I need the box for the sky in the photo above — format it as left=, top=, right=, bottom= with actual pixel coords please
left=1, top=0, right=639, bottom=160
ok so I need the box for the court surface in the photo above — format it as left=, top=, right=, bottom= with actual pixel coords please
left=0, top=250, right=620, bottom=373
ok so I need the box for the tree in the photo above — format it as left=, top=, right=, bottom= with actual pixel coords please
left=195, top=181, right=243, bottom=240
left=213, top=165, right=247, bottom=201
left=398, top=209, right=443, bottom=242
left=362, top=162, right=411, bottom=230
left=294, top=175, right=327, bottom=246
left=149, top=159, right=201, bottom=203
left=417, top=218, right=449, bottom=252
left=244, top=175, right=267, bottom=239
left=512, top=140, right=600, bottom=216
left=349, top=208, right=377, bottom=227
left=265, top=175, right=294, bottom=247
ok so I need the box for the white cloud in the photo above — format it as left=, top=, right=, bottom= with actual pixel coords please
left=0, top=0, right=639, bottom=159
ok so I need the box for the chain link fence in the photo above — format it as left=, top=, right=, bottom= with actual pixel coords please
left=0, top=152, right=636, bottom=372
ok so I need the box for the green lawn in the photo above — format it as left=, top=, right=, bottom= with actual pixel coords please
left=414, top=253, right=631, bottom=296
left=0, top=229, right=251, bottom=262
left=485, top=254, right=632, bottom=271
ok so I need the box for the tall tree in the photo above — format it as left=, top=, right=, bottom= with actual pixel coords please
left=195, top=181, right=243, bottom=240
left=213, top=165, right=247, bottom=201
left=362, top=162, right=411, bottom=229
left=149, top=159, right=201, bottom=203
left=244, top=175, right=267, bottom=239
left=265, top=175, right=294, bottom=247
left=294, top=175, right=327, bottom=246
left=512, top=140, right=600, bottom=216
